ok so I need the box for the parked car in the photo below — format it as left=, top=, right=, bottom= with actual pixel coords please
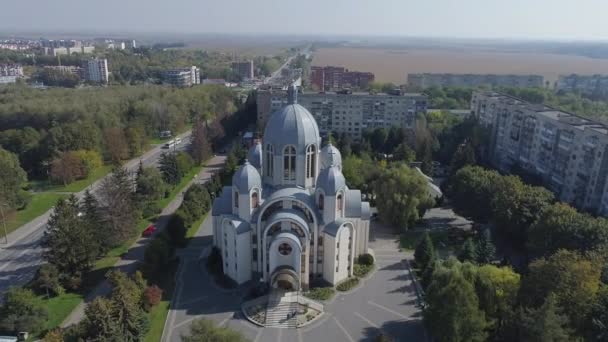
left=142, top=224, right=156, bottom=237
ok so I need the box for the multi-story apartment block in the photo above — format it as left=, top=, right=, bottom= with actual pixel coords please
left=472, top=91, right=608, bottom=215
left=556, top=74, right=608, bottom=99
left=232, top=60, right=254, bottom=79
left=409, top=73, right=544, bottom=89
left=82, top=58, right=109, bottom=84
left=257, top=87, right=427, bottom=141
left=0, top=64, right=24, bottom=77
left=311, top=66, right=375, bottom=91
left=163, top=66, right=201, bottom=87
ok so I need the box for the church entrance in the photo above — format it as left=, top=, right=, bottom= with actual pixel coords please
left=276, top=279, right=294, bottom=291
left=270, top=268, right=299, bottom=291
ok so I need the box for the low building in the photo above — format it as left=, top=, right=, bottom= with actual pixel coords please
left=163, top=66, right=201, bottom=87
left=0, top=64, right=24, bottom=77
left=408, top=73, right=544, bottom=89
left=0, top=76, right=18, bottom=84
left=44, top=65, right=83, bottom=76
left=556, top=74, right=608, bottom=99
left=311, top=66, right=375, bottom=91
left=472, top=90, right=608, bottom=215
left=256, top=87, right=427, bottom=141
left=232, top=60, right=254, bottom=79
left=82, top=58, right=109, bottom=84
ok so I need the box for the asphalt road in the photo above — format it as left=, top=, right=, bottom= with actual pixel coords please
left=0, top=132, right=192, bottom=296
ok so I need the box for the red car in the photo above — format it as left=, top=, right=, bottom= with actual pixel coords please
left=142, top=224, right=156, bottom=237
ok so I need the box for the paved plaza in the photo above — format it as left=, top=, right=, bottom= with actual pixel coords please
left=163, top=218, right=427, bottom=342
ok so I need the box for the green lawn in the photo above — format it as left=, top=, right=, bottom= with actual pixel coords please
left=29, top=165, right=113, bottom=193
left=186, top=212, right=208, bottom=239
left=3, top=193, right=67, bottom=236
left=145, top=301, right=170, bottom=342
left=42, top=292, right=84, bottom=331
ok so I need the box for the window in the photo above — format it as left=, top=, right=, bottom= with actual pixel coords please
left=265, top=144, right=274, bottom=177
left=306, top=145, right=316, bottom=178
left=251, top=192, right=259, bottom=208
left=234, top=192, right=239, bottom=208
left=318, top=193, right=324, bottom=210
left=337, top=193, right=344, bottom=216
left=283, top=146, right=296, bottom=181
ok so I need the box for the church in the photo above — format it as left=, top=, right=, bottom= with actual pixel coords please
left=211, top=85, right=371, bottom=291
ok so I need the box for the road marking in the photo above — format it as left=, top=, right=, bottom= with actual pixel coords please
left=253, top=327, right=264, bottom=342
left=332, top=316, right=355, bottom=342
left=368, top=301, right=410, bottom=320
left=354, top=312, right=380, bottom=328
left=277, top=326, right=283, bottom=342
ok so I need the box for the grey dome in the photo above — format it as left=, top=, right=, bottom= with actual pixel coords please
left=320, top=143, right=342, bottom=170
left=247, top=142, right=262, bottom=169
left=263, top=103, right=321, bottom=152
left=232, top=161, right=261, bottom=193
left=316, top=165, right=346, bottom=195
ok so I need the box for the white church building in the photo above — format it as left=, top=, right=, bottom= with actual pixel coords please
left=211, top=85, right=371, bottom=291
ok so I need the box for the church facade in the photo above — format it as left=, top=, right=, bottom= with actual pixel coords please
left=211, top=86, right=371, bottom=291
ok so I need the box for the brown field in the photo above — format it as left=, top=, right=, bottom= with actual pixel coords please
left=312, top=47, right=608, bottom=85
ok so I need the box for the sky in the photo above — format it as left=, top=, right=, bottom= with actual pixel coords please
left=2, top=0, right=608, bottom=40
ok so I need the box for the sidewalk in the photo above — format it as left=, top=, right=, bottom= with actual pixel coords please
left=61, top=154, right=226, bottom=327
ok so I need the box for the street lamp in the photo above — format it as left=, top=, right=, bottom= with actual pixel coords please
left=0, top=202, right=8, bottom=244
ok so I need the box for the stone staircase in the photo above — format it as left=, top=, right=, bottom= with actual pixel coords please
left=264, top=290, right=299, bottom=328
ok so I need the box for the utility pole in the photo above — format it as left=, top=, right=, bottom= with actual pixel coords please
left=0, top=202, right=8, bottom=244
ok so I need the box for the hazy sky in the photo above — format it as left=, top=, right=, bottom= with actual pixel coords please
left=2, top=0, right=608, bottom=40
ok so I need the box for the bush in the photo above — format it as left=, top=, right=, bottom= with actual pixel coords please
left=141, top=201, right=162, bottom=219
left=353, top=263, right=373, bottom=278
left=32, top=264, right=64, bottom=298
left=304, top=287, right=335, bottom=301
left=336, top=277, right=360, bottom=292
left=43, top=329, right=64, bottom=342
left=167, top=212, right=187, bottom=247
left=143, top=285, right=163, bottom=311
left=358, top=253, right=375, bottom=266
left=0, top=288, right=48, bottom=335
left=144, top=238, right=173, bottom=268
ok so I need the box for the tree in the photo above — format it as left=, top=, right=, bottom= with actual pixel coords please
left=191, top=118, right=212, bottom=165
left=125, top=126, right=147, bottom=157
left=590, top=286, right=608, bottom=341
left=106, top=270, right=149, bottom=340
left=81, top=189, right=108, bottom=253
left=176, top=151, right=194, bottom=178
left=519, top=250, right=601, bottom=333
left=71, top=150, right=103, bottom=175
left=143, top=285, right=163, bottom=311
left=0, top=146, right=27, bottom=210
left=414, top=232, right=436, bottom=271
left=144, top=237, right=173, bottom=269
left=424, top=266, right=488, bottom=342
left=458, top=238, right=477, bottom=263
left=136, top=167, right=167, bottom=202
left=393, top=143, right=415, bottom=163
left=374, top=164, right=434, bottom=229
left=0, top=288, right=48, bottom=335
left=167, top=212, right=187, bottom=247
left=518, top=295, right=572, bottom=342
left=43, top=329, right=64, bottom=342
left=82, top=297, right=119, bottom=339
left=475, top=229, right=496, bottom=264
left=104, top=127, right=129, bottom=162
left=32, top=264, right=63, bottom=298
left=449, top=140, right=476, bottom=174
left=475, top=265, right=520, bottom=336
left=50, top=151, right=83, bottom=185
left=181, top=318, right=248, bottom=342
left=159, top=152, right=180, bottom=185
left=43, top=195, right=99, bottom=284
left=97, top=166, right=137, bottom=247
left=369, top=128, right=388, bottom=152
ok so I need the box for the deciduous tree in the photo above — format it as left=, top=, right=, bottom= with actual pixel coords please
left=0, top=288, right=48, bottom=335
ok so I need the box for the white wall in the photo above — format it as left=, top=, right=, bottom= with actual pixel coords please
left=322, top=233, right=336, bottom=284
left=335, top=227, right=352, bottom=283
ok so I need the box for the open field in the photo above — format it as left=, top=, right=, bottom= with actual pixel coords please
left=312, top=47, right=608, bottom=85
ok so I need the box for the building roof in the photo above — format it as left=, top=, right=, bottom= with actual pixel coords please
left=316, top=166, right=346, bottom=196
left=345, top=189, right=362, bottom=218
left=230, top=218, right=251, bottom=234
left=263, top=103, right=321, bottom=150
left=320, top=143, right=342, bottom=170
left=361, top=202, right=371, bottom=220
left=232, top=161, right=261, bottom=193
left=212, top=186, right=233, bottom=216
left=266, top=209, right=310, bottom=235
left=324, top=219, right=348, bottom=237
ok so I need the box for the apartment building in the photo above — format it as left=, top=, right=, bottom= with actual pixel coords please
left=556, top=74, right=608, bottom=99
left=311, top=66, right=375, bottom=91
left=409, top=73, right=544, bottom=89
left=163, top=66, right=201, bottom=87
left=82, top=58, right=109, bottom=84
left=232, top=60, right=254, bottom=79
left=0, top=64, right=24, bottom=77
left=44, top=65, right=83, bottom=76
left=472, top=91, right=608, bottom=215
left=257, top=87, right=427, bottom=141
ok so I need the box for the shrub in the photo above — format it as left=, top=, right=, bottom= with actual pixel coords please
left=43, top=329, right=64, bottom=342
left=358, top=253, right=375, bottom=266
left=143, top=285, right=163, bottom=311
left=304, top=287, right=335, bottom=301
left=32, top=264, right=64, bottom=298
left=0, top=288, right=48, bottom=335
left=336, top=277, right=359, bottom=292
left=141, top=201, right=162, bottom=219
left=144, top=238, right=172, bottom=268
left=353, top=263, right=373, bottom=278
left=167, top=212, right=187, bottom=247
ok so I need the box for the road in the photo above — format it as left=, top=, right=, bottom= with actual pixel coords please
left=0, top=132, right=192, bottom=296
left=61, top=154, right=226, bottom=327
left=265, top=45, right=311, bottom=84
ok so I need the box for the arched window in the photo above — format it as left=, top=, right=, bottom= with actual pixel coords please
left=306, top=145, right=316, bottom=179
left=283, top=146, right=296, bottom=181
left=265, top=144, right=274, bottom=177
left=318, top=193, right=324, bottom=210
left=251, top=191, right=259, bottom=208
left=336, top=193, right=343, bottom=217
left=234, top=191, right=239, bottom=208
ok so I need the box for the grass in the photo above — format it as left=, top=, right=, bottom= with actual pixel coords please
left=29, top=165, right=113, bottom=193
left=43, top=292, right=84, bottom=330
left=186, top=212, right=208, bottom=240
left=144, top=260, right=179, bottom=342
left=3, top=193, right=67, bottom=236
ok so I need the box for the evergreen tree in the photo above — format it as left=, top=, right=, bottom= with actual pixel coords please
left=159, top=152, right=180, bottom=185
left=97, top=166, right=137, bottom=246
left=191, top=118, right=212, bottom=165
left=107, top=271, right=149, bottom=340
left=43, top=195, right=99, bottom=282
left=81, top=189, right=108, bottom=252
left=414, top=232, right=436, bottom=271
left=135, top=167, right=166, bottom=201
left=518, top=295, right=572, bottom=342
left=83, top=297, right=119, bottom=339
left=590, top=286, right=608, bottom=341
left=475, top=229, right=496, bottom=264
left=421, top=255, right=438, bottom=289
left=459, top=238, right=478, bottom=263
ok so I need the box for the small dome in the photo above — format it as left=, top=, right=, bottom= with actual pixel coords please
left=316, top=165, right=346, bottom=195
left=247, top=142, right=262, bottom=169
left=320, top=143, right=342, bottom=170
left=232, top=161, right=261, bottom=193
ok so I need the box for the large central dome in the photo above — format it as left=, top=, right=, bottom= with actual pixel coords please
left=263, top=86, right=320, bottom=149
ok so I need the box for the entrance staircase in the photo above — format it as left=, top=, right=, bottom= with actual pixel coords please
left=264, top=290, right=299, bottom=328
